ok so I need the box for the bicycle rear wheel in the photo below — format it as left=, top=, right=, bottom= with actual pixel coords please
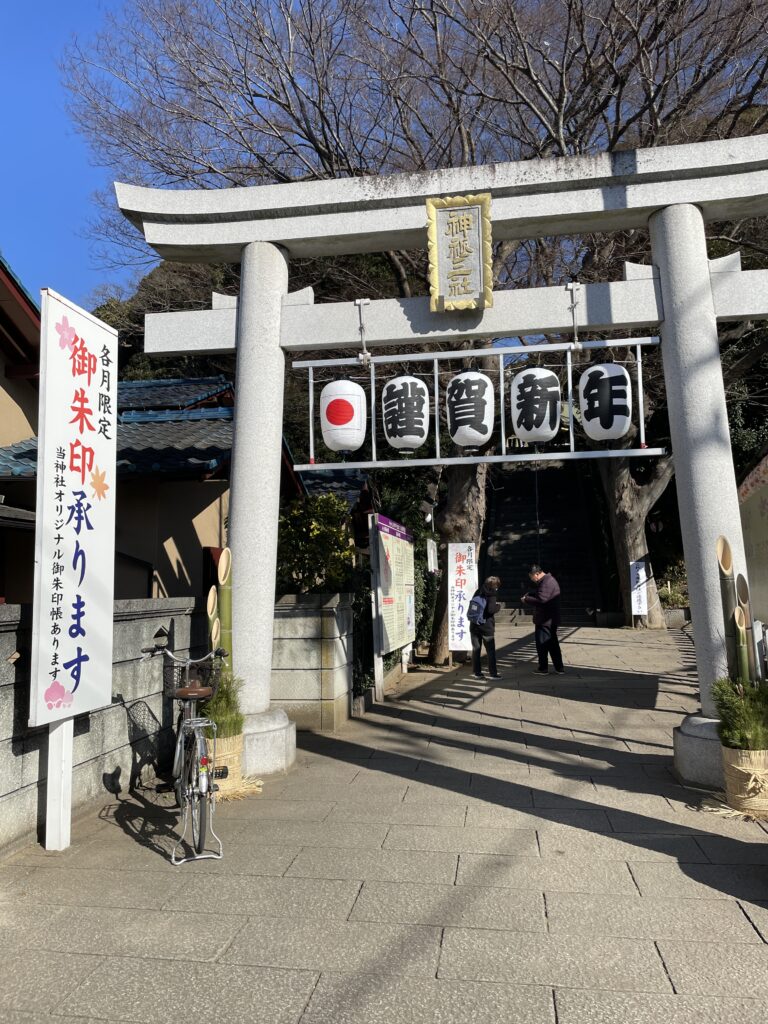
left=186, top=737, right=208, bottom=855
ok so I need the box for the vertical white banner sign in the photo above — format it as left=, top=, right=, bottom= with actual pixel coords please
left=630, top=559, right=649, bottom=617
left=448, top=543, right=478, bottom=651
left=30, top=290, right=118, bottom=727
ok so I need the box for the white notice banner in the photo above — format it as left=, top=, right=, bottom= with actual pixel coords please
left=630, top=559, right=649, bottom=617
left=448, top=543, right=478, bottom=651
left=29, top=290, right=118, bottom=727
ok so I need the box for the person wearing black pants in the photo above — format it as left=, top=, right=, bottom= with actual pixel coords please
left=470, top=576, right=502, bottom=680
left=522, top=564, right=564, bottom=675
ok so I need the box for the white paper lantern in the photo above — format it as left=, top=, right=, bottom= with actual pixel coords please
left=510, top=368, right=561, bottom=443
left=446, top=371, right=494, bottom=447
left=578, top=363, right=632, bottom=441
left=320, top=380, right=367, bottom=452
left=381, top=375, right=430, bottom=450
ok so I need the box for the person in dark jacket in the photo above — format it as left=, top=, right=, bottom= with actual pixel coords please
left=522, top=564, right=564, bottom=675
left=470, top=575, right=502, bottom=680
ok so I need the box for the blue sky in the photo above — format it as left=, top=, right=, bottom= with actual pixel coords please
left=1, top=4, right=135, bottom=311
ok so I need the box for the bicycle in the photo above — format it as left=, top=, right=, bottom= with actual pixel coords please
left=141, top=642, right=229, bottom=865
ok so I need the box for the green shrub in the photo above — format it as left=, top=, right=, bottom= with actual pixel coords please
left=203, top=669, right=245, bottom=740
left=711, top=677, right=768, bottom=750
left=277, top=493, right=354, bottom=594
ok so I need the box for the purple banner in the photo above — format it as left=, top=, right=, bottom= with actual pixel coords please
left=376, top=514, right=413, bottom=541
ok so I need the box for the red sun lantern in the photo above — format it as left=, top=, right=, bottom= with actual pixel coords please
left=320, top=380, right=367, bottom=452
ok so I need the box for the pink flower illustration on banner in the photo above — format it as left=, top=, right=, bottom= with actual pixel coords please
left=55, top=315, right=77, bottom=351
left=44, top=679, right=74, bottom=710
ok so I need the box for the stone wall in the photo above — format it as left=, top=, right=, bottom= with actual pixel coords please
left=271, top=594, right=353, bottom=732
left=0, top=597, right=207, bottom=854
left=0, top=593, right=355, bottom=853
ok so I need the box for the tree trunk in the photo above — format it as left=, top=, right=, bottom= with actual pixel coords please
left=599, top=457, right=674, bottom=629
left=428, top=463, right=488, bottom=663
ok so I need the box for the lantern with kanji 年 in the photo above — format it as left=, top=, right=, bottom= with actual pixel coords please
left=578, top=363, right=632, bottom=441
left=382, top=375, right=430, bottom=450
left=446, top=371, right=494, bottom=447
left=320, top=380, right=367, bottom=452
left=510, top=368, right=561, bottom=443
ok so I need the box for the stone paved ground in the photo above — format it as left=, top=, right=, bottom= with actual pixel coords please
left=3, top=624, right=768, bottom=1023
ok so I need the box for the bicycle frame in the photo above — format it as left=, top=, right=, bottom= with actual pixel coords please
left=141, top=644, right=227, bottom=865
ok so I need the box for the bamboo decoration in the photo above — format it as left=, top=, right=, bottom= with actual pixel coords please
left=734, top=607, right=751, bottom=686
left=736, top=574, right=757, bottom=682
left=716, top=536, right=738, bottom=681
left=210, top=617, right=221, bottom=649
left=218, top=547, right=232, bottom=669
left=207, top=585, right=218, bottom=646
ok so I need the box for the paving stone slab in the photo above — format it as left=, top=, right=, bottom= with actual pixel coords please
left=383, top=824, right=539, bottom=856
left=4, top=866, right=184, bottom=910
left=1, top=903, right=63, bottom=946
left=60, top=957, right=318, bottom=1024
left=227, top=821, right=389, bottom=850
left=457, top=854, right=637, bottom=894
left=301, top=976, right=554, bottom=1024
left=326, top=802, right=467, bottom=827
left=694, top=835, right=768, bottom=864
left=438, top=928, right=670, bottom=990
left=273, top=781, right=410, bottom=803
left=349, top=880, right=546, bottom=931
left=539, top=830, right=707, bottom=863
left=464, top=805, right=613, bottom=832
left=20, top=834, right=300, bottom=877
left=630, top=862, right=768, bottom=900
left=168, top=874, right=361, bottom=920
left=222, top=918, right=441, bottom=975
left=7, top=904, right=246, bottom=961
left=658, top=940, right=768, bottom=996
left=605, top=808, right=764, bottom=836
left=286, top=847, right=458, bottom=884
left=215, top=798, right=336, bottom=822
left=739, top=901, right=768, bottom=940
left=0, top=1014, right=104, bottom=1024
left=0, top=952, right=102, bottom=1014
left=545, top=892, right=761, bottom=942
left=554, top=990, right=766, bottom=1024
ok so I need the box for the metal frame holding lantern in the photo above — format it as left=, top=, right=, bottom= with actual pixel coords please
left=294, top=337, right=660, bottom=470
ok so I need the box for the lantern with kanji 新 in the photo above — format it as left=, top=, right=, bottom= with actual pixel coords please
left=446, top=371, right=494, bottom=447
left=320, top=380, right=367, bottom=452
left=510, top=368, right=561, bottom=443
left=382, top=375, right=430, bottom=450
left=578, top=363, right=632, bottom=441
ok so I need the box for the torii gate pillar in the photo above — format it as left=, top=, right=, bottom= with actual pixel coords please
left=650, top=204, right=748, bottom=787
left=230, top=241, right=296, bottom=774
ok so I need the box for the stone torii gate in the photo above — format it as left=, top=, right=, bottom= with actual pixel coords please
left=117, top=135, right=768, bottom=786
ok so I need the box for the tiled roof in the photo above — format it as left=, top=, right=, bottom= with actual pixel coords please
left=299, top=468, right=367, bottom=507
left=0, top=409, right=233, bottom=480
left=117, top=377, right=232, bottom=411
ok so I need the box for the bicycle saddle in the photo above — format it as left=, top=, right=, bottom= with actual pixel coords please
left=174, top=686, right=213, bottom=700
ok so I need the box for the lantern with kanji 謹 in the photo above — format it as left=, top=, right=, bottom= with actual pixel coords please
left=578, top=363, right=633, bottom=441
left=320, top=380, right=367, bottom=452
left=510, top=368, right=561, bottom=443
left=446, top=371, right=494, bottom=447
left=382, top=375, right=430, bottom=450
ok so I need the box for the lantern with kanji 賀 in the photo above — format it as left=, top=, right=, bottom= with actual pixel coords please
left=446, top=371, right=494, bottom=447
left=320, top=380, right=367, bottom=452
left=578, top=363, right=632, bottom=441
left=382, top=375, right=430, bottom=450
left=510, top=368, right=561, bottom=443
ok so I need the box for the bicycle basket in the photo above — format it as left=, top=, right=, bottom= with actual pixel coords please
left=163, top=657, right=222, bottom=699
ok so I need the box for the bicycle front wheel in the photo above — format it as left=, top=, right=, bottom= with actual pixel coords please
left=186, top=737, right=208, bottom=855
